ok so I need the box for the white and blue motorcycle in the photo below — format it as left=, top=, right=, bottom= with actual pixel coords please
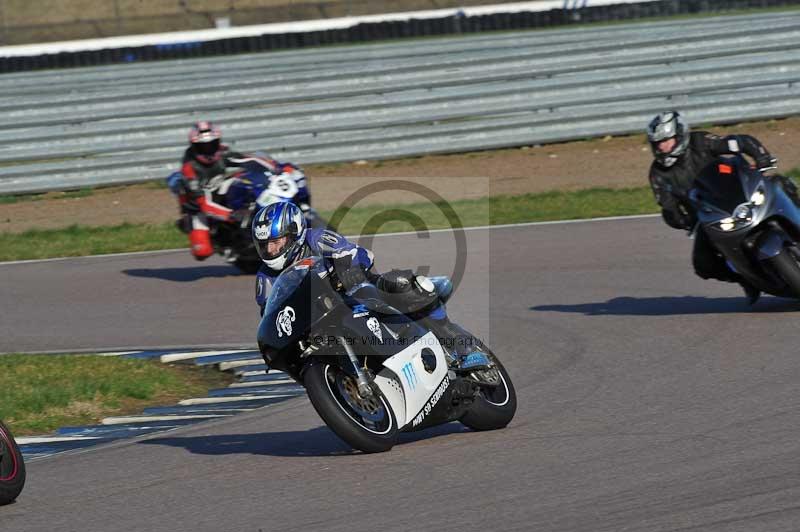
left=257, top=257, right=517, bottom=453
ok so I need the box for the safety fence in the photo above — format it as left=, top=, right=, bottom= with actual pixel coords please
left=2, top=10, right=800, bottom=194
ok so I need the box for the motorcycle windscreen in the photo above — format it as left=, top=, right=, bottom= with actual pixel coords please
left=226, top=167, right=271, bottom=210
left=257, top=258, right=319, bottom=351
left=694, top=162, right=747, bottom=214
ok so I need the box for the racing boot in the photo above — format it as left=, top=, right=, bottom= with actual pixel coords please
left=222, top=247, right=238, bottom=263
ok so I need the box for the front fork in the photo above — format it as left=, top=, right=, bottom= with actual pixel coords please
left=339, top=336, right=374, bottom=398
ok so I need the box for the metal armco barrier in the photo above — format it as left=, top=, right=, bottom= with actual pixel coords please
left=3, top=10, right=800, bottom=194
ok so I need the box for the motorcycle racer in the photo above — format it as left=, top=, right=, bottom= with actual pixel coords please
left=646, top=110, right=800, bottom=304
left=166, top=121, right=310, bottom=260
left=252, top=201, right=488, bottom=369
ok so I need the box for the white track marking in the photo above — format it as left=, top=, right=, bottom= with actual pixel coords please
left=0, top=214, right=660, bottom=266
left=159, top=349, right=253, bottom=363
left=226, top=379, right=294, bottom=388
left=101, top=414, right=227, bottom=425
left=240, top=370, right=276, bottom=377
left=16, top=435, right=104, bottom=444
left=219, top=360, right=267, bottom=371
left=178, top=395, right=294, bottom=405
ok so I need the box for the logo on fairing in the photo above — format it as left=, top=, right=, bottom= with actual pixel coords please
left=276, top=306, right=296, bottom=337
left=366, top=317, right=383, bottom=342
left=352, top=304, right=369, bottom=318
left=256, top=276, right=265, bottom=299
left=401, top=362, right=417, bottom=390
left=411, top=375, right=450, bottom=427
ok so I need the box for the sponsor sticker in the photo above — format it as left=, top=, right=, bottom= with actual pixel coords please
left=401, top=362, right=417, bottom=391
left=276, top=306, right=296, bottom=338
left=352, top=303, right=369, bottom=318
left=254, top=225, right=270, bottom=240
left=411, top=375, right=450, bottom=427
left=367, top=317, right=383, bottom=342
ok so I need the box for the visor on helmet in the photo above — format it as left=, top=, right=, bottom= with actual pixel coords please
left=253, top=221, right=298, bottom=261
left=654, top=137, right=677, bottom=154
left=259, top=235, right=291, bottom=260
left=193, top=139, right=220, bottom=156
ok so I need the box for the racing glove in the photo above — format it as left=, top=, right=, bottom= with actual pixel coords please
left=229, top=208, right=249, bottom=227
left=332, top=252, right=367, bottom=292
left=756, top=155, right=778, bottom=173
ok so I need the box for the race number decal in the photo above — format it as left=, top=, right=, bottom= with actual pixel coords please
left=267, top=173, right=299, bottom=199
left=320, top=231, right=340, bottom=246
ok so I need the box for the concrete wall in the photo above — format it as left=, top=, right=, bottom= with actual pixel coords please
left=0, top=0, right=528, bottom=44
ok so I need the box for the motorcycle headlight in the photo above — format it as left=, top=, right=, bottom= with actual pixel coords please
left=718, top=217, right=736, bottom=231
left=750, top=188, right=765, bottom=206
left=714, top=204, right=753, bottom=232
left=733, top=204, right=752, bottom=221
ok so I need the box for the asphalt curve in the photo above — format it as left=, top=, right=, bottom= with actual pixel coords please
left=4, top=217, right=800, bottom=532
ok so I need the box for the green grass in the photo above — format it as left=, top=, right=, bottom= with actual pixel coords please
left=0, top=354, right=232, bottom=435
left=0, top=186, right=657, bottom=262
left=1, top=222, right=186, bottom=261
left=330, top=186, right=656, bottom=236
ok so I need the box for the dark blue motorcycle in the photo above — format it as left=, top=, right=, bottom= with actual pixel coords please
left=257, top=257, right=517, bottom=453
left=689, top=155, right=800, bottom=298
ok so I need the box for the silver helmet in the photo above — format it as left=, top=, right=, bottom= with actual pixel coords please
left=647, top=111, right=690, bottom=167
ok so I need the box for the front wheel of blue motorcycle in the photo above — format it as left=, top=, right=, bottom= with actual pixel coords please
left=305, top=361, right=398, bottom=453
left=460, top=350, right=517, bottom=431
left=770, top=246, right=800, bottom=297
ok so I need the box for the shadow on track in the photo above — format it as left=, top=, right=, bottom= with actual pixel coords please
left=140, top=423, right=471, bottom=457
left=123, top=265, right=245, bottom=282
left=531, top=295, right=800, bottom=316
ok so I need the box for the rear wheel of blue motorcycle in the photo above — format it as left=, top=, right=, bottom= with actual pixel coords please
left=0, top=421, right=25, bottom=505
left=770, top=246, right=800, bottom=297
left=305, top=361, right=398, bottom=453
left=460, top=351, right=517, bottom=431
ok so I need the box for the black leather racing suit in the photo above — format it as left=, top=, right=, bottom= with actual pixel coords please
left=649, top=131, right=799, bottom=282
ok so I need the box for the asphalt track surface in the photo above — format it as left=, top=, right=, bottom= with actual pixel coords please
left=4, top=217, right=800, bottom=531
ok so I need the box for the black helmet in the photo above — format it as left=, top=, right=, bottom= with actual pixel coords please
left=647, top=111, right=690, bottom=167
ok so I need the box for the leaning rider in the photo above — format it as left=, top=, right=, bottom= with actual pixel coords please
left=251, top=201, right=488, bottom=370
left=166, top=120, right=308, bottom=261
left=646, top=110, right=800, bottom=305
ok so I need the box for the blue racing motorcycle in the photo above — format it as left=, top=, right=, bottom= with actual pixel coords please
left=689, top=155, right=800, bottom=298
left=205, top=159, right=327, bottom=273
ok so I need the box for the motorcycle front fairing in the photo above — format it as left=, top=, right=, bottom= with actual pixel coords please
left=337, top=284, right=462, bottom=431
left=693, top=157, right=800, bottom=290
left=257, top=258, right=464, bottom=431
left=224, top=168, right=270, bottom=211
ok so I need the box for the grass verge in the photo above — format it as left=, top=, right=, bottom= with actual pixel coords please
left=0, top=222, right=187, bottom=261
left=0, top=354, right=233, bottom=435
left=0, top=186, right=658, bottom=262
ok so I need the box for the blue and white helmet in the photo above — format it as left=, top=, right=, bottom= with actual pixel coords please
left=251, top=202, right=307, bottom=270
